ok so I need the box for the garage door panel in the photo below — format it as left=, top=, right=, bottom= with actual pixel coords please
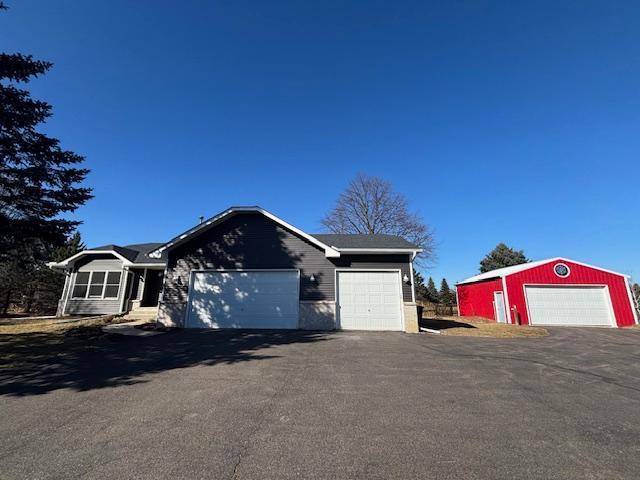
left=355, top=304, right=368, bottom=314
left=525, top=286, right=613, bottom=327
left=369, top=304, right=385, bottom=314
left=381, top=284, right=395, bottom=294
left=372, top=284, right=385, bottom=293
left=382, top=304, right=397, bottom=314
left=354, top=285, right=368, bottom=294
left=368, top=294, right=382, bottom=305
left=337, top=271, right=403, bottom=331
left=187, top=271, right=299, bottom=329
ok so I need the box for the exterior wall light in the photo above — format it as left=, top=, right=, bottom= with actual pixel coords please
left=403, top=274, right=410, bottom=284
left=309, top=274, right=316, bottom=283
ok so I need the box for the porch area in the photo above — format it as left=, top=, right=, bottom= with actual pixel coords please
left=124, top=268, right=165, bottom=321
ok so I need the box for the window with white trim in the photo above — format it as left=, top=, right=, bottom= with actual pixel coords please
left=71, top=272, right=90, bottom=298
left=88, top=272, right=106, bottom=297
left=104, top=272, right=121, bottom=298
left=71, top=271, right=122, bottom=299
left=554, top=263, right=570, bottom=278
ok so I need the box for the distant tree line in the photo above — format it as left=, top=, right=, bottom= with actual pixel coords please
left=414, top=272, right=456, bottom=305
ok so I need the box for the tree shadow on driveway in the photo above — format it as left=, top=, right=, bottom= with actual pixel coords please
left=0, top=327, right=331, bottom=397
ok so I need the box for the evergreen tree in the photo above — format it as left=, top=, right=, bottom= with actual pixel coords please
left=413, top=271, right=428, bottom=301
left=52, top=231, right=85, bottom=262
left=632, top=283, right=640, bottom=315
left=479, top=243, right=529, bottom=273
left=426, top=276, right=439, bottom=303
left=439, top=278, right=455, bottom=305
left=25, top=232, right=85, bottom=313
left=0, top=4, right=92, bottom=313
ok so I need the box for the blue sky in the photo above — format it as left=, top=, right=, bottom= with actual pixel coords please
left=2, top=1, right=639, bottom=284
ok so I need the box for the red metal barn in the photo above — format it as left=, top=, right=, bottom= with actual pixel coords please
left=456, top=258, right=638, bottom=328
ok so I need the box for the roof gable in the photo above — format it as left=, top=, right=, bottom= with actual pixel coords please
left=48, top=242, right=166, bottom=269
left=148, top=207, right=341, bottom=259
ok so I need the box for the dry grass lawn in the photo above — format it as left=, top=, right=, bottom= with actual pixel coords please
left=421, top=315, right=548, bottom=338
left=0, top=315, right=124, bottom=335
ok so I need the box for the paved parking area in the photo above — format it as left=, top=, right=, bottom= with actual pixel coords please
left=1, top=327, right=640, bottom=479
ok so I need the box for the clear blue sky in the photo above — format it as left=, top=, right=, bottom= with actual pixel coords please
left=2, top=1, right=639, bottom=284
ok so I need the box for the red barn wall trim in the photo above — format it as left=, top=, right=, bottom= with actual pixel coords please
left=502, top=276, right=512, bottom=324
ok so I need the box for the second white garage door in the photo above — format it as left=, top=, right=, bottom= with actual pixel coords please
left=525, top=285, right=615, bottom=327
left=337, top=271, right=403, bottom=331
left=186, top=271, right=299, bottom=329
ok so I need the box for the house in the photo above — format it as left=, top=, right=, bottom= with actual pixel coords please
left=456, top=258, right=638, bottom=328
left=50, top=207, right=423, bottom=332
left=48, top=243, right=167, bottom=317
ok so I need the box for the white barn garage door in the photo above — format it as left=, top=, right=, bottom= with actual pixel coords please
left=525, top=286, right=615, bottom=327
left=337, top=271, right=403, bottom=331
left=186, top=271, right=299, bottom=329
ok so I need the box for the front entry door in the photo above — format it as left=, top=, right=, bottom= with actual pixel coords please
left=141, top=270, right=164, bottom=307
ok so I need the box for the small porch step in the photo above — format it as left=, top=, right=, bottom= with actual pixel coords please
left=122, top=306, right=159, bottom=322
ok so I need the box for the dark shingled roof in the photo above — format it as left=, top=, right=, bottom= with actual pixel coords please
left=311, top=234, right=419, bottom=250
left=87, top=235, right=417, bottom=265
left=89, top=243, right=166, bottom=264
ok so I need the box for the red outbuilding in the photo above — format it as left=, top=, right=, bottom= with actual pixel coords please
left=456, top=258, right=638, bottom=328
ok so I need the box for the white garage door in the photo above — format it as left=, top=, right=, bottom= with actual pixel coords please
left=186, top=271, right=299, bottom=329
left=525, top=286, right=614, bottom=327
left=337, top=271, right=403, bottom=331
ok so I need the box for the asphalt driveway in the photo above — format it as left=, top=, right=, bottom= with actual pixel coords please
left=1, top=327, right=640, bottom=479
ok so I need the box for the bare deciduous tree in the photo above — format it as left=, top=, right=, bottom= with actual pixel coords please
left=321, top=174, right=435, bottom=264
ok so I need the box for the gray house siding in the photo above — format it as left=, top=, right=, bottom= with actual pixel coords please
left=160, top=213, right=413, bottom=326
left=76, top=257, right=123, bottom=272
left=63, top=256, right=126, bottom=315
left=162, top=213, right=335, bottom=303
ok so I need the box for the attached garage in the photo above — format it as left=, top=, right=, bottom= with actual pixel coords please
left=186, top=271, right=300, bottom=329
left=151, top=207, right=422, bottom=332
left=336, top=271, right=404, bottom=331
left=456, top=258, right=638, bottom=328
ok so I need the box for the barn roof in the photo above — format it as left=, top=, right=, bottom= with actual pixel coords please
left=456, top=257, right=630, bottom=285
